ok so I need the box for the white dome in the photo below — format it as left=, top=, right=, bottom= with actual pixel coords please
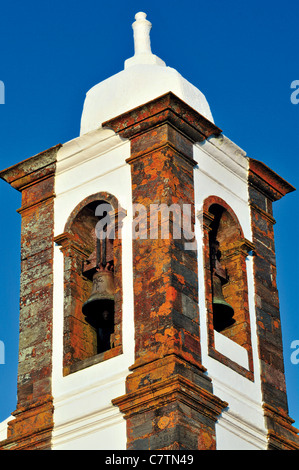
left=80, top=12, right=214, bottom=136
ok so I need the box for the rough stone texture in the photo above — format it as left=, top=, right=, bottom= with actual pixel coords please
left=0, top=145, right=60, bottom=450
left=107, top=93, right=227, bottom=450
left=113, top=356, right=227, bottom=450
left=248, top=158, right=299, bottom=450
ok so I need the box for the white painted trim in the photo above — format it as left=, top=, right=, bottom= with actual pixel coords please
left=193, top=135, right=268, bottom=449
left=214, top=331, right=249, bottom=370
left=216, top=409, right=268, bottom=450
left=56, top=128, right=127, bottom=175
left=0, top=416, right=14, bottom=441
left=52, top=404, right=125, bottom=449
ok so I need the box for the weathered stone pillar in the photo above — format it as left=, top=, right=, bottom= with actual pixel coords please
left=248, top=158, right=299, bottom=450
left=0, top=145, right=60, bottom=450
left=105, top=93, right=228, bottom=450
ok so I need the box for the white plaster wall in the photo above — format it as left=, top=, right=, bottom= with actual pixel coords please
left=52, top=128, right=133, bottom=450
left=193, top=135, right=268, bottom=450
left=0, top=416, right=13, bottom=441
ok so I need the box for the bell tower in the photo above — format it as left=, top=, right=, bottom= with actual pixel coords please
left=0, top=12, right=298, bottom=450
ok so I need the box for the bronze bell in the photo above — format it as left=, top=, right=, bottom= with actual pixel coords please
left=210, top=239, right=235, bottom=332
left=212, top=273, right=235, bottom=332
left=82, top=268, right=115, bottom=353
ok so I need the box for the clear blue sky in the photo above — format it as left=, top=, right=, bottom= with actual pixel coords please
left=0, top=0, right=298, bottom=431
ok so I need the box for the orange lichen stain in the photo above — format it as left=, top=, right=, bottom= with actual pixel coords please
left=157, top=416, right=170, bottom=430
left=152, top=261, right=168, bottom=280
left=149, top=157, right=164, bottom=173
left=198, top=430, right=215, bottom=450
left=154, top=328, right=177, bottom=356
left=166, top=286, right=177, bottom=303
left=155, top=327, right=176, bottom=342
left=153, top=300, right=172, bottom=318
left=173, top=272, right=186, bottom=285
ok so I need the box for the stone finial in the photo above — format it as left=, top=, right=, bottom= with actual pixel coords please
left=132, top=12, right=152, bottom=56
left=124, top=12, right=166, bottom=68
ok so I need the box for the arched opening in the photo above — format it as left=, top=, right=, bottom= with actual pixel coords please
left=201, top=196, right=254, bottom=377
left=208, top=204, right=240, bottom=333
left=55, top=192, right=124, bottom=375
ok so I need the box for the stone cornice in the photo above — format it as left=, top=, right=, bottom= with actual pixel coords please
left=54, top=232, right=90, bottom=258
left=0, top=144, right=61, bottom=192
left=0, top=395, right=54, bottom=450
left=102, top=92, right=222, bottom=143
left=113, top=373, right=228, bottom=422
left=263, top=404, right=299, bottom=450
left=248, top=158, right=295, bottom=202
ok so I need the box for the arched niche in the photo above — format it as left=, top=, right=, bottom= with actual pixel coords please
left=54, top=192, right=126, bottom=375
left=201, top=196, right=254, bottom=378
